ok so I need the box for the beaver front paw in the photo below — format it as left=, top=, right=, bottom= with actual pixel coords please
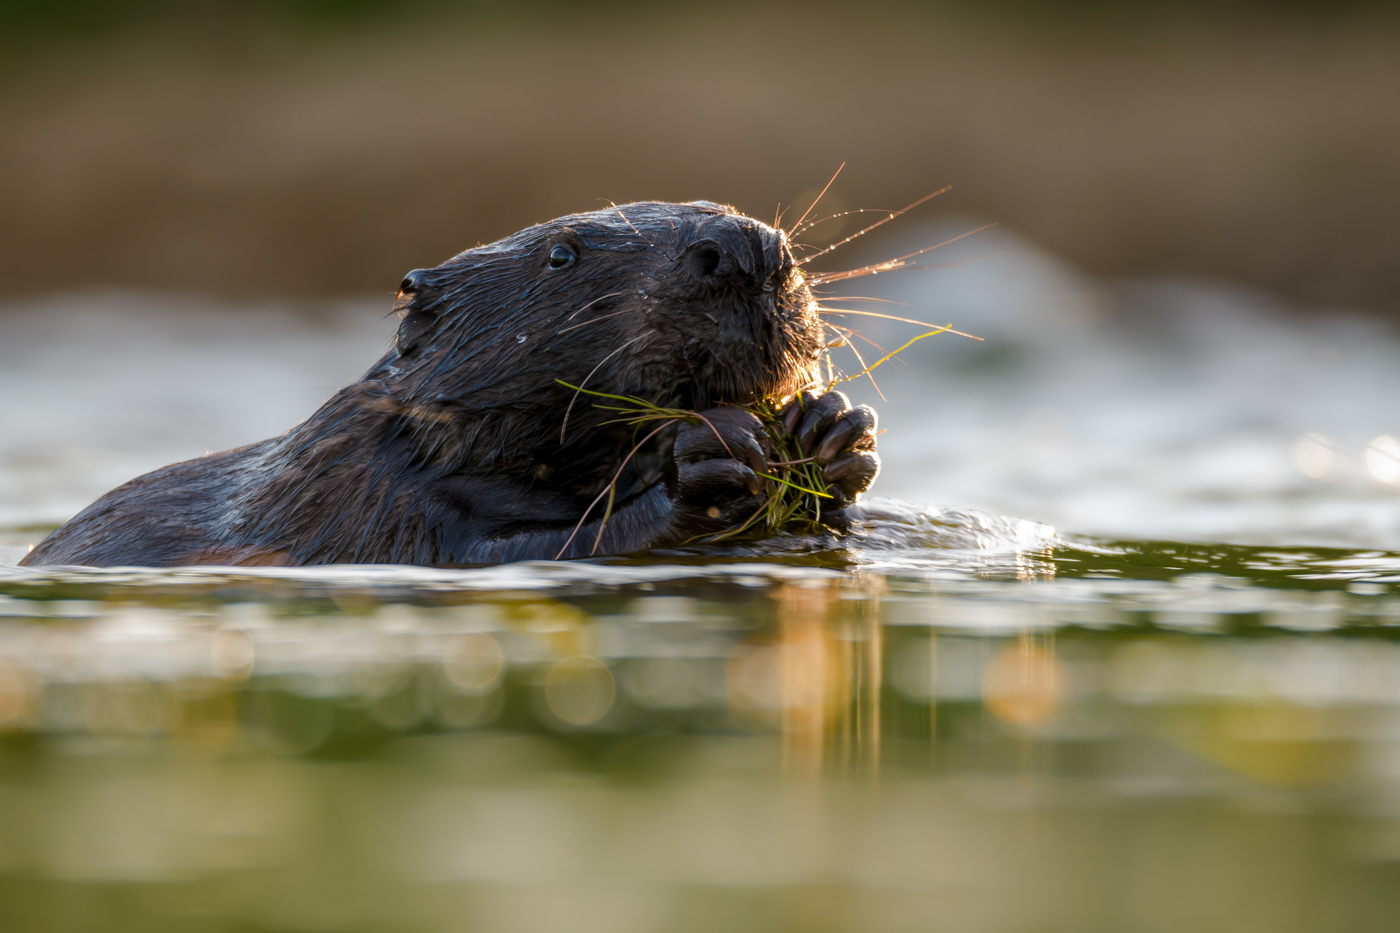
left=779, top=389, right=880, bottom=510
left=672, top=406, right=770, bottom=525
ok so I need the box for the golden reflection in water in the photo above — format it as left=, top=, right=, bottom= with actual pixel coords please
left=510, top=598, right=591, bottom=657
left=0, top=659, right=31, bottom=728
left=1016, top=544, right=1059, bottom=581
left=982, top=635, right=1065, bottom=727
left=779, top=583, right=831, bottom=774
left=771, top=580, right=884, bottom=775
left=838, top=575, right=883, bottom=773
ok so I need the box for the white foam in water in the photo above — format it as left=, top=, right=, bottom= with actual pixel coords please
left=2, top=226, right=1399, bottom=554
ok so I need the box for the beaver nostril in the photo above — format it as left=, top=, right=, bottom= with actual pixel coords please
left=697, top=246, right=721, bottom=278
left=684, top=241, right=729, bottom=282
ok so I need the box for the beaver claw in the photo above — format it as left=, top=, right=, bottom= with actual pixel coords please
left=670, top=393, right=880, bottom=530
left=672, top=407, right=770, bottom=524
left=778, top=390, right=880, bottom=510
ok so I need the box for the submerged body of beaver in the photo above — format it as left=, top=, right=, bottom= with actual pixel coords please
left=23, top=202, right=880, bottom=568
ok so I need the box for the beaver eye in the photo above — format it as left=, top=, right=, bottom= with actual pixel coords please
left=548, top=244, right=576, bottom=270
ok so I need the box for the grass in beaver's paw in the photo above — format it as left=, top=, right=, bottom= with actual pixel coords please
left=554, top=382, right=835, bottom=543
left=553, top=323, right=965, bottom=549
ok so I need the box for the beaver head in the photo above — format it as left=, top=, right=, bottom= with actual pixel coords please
left=365, top=200, right=824, bottom=481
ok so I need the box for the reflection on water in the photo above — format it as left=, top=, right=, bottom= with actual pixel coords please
left=1, top=551, right=1400, bottom=931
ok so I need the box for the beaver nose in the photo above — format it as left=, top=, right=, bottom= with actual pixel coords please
left=399, top=268, right=432, bottom=294
left=394, top=267, right=442, bottom=317
left=684, top=217, right=788, bottom=288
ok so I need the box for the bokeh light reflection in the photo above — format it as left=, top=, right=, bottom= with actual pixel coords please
left=211, top=622, right=255, bottom=679
left=1293, top=432, right=1337, bottom=481
left=543, top=656, right=615, bottom=726
left=442, top=632, right=504, bottom=692
left=1366, top=435, right=1400, bottom=486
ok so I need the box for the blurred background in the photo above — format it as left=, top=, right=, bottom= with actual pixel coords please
left=0, top=0, right=1398, bottom=309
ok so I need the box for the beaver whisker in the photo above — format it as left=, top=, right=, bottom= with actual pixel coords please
left=823, top=321, right=890, bottom=356
left=557, top=307, right=633, bottom=334
left=817, top=307, right=984, bottom=342
left=589, top=419, right=678, bottom=556
left=857, top=251, right=1009, bottom=277
left=822, top=321, right=886, bottom=400
left=815, top=254, right=1004, bottom=291
left=613, top=206, right=646, bottom=241
left=823, top=320, right=888, bottom=357
left=795, top=186, right=952, bottom=267
left=562, top=291, right=628, bottom=323
left=558, top=334, right=648, bottom=444
left=828, top=325, right=960, bottom=391
left=791, top=161, right=846, bottom=234
left=808, top=224, right=995, bottom=285
left=813, top=294, right=916, bottom=306
left=793, top=207, right=915, bottom=240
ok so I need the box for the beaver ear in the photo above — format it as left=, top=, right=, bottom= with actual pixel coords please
left=394, top=268, right=439, bottom=356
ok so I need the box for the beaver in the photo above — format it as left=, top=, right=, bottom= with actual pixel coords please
left=22, top=202, right=880, bottom=567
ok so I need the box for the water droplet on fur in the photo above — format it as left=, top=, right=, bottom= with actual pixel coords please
left=516, top=333, right=528, bottom=343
